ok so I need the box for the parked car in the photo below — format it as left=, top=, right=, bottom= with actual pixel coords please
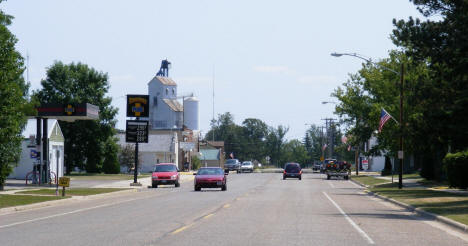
left=194, top=167, right=227, bottom=191
left=152, top=163, right=180, bottom=188
left=240, top=161, right=254, bottom=173
left=224, top=159, right=241, bottom=173
left=312, top=162, right=322, bottom=172
left=283, top=163, right=302, bottom=180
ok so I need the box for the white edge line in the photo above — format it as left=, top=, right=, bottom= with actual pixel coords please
left=348, top=180, right=362, bottom=188
left=323, top=191, right=375, bottom=244
left=0, top=196, right=147, bottom=229
left=328, top=182, right=335, bottom=188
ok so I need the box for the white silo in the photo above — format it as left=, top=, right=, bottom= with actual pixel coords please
left=183, top=97, right=199, bottom=130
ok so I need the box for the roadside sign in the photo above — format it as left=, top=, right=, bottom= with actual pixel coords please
left=320, top=156, right=324, bottom=161
left=126, top=120, right=149, bottom=143
left=179, top=142, right=196, bottom=151
left=30, top=149, right=38, bottom=159
left=58, top=177, right=70, bottom=187
left=398, top=151, right=404, bottom=159
left=126, top=95, right=149, bottom=117
left=362, top=159, right=369, bottom=170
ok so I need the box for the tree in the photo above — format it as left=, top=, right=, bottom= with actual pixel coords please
left=119, top=144, right=135, bottom=173
left=281, top=139, right=309, bottom=166
left=34, top=62, right=118, bottom=174
left=241, top=118, right=268, bottom=162
left=265, top=125, right=289, bottom=167
left=392, top=0, right=468, bottom=180
left=0, top=2, right=30, bottom=190
left=102, top=138, right=120, bottom=174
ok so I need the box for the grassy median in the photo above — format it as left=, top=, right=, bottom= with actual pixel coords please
left=16, top=188, right=129, bottom=196
left=0, top=194, right=68, bottom=209
left=353, top=175, right=468, bottom=225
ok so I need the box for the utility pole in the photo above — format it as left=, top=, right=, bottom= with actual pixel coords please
left=322, top=118, right=336, bottom=159
left=399, top=64, right=404, bottom=189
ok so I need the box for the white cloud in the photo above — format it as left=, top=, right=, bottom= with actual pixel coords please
left=252, top=65, right=294, bottom=74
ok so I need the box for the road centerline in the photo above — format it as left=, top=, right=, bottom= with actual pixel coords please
left=323, top=191, right=375, bottom=245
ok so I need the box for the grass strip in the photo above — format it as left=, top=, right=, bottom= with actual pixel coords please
left=370, top=183, right=468, bottom=225
left=65, top=173, right=150, bottom=180
left=16, top=188, right=128, bottom=196
left=0, top=194, right=67, bottom=209
left=351, top=175, right=389, bottom=187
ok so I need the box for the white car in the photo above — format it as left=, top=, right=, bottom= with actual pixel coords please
left=240, top=161, right=254, bottom=173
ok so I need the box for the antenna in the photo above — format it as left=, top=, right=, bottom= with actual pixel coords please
left=26, top=51, right=30, bottom=84
left=212, top=64, right=215, bottom=142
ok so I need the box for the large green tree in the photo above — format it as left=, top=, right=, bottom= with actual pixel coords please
left=0, top=2, right=30, bottom=189
left=34, top=62, right=118, bottom=174
left=392, top=0, right=468, bottom=179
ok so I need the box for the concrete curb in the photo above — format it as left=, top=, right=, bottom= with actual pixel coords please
left=350, top=178, right=468, bottom=233
left=0, top=188, right=137, bottom=216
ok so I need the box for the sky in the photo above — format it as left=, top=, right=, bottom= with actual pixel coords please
left=3, top=0, right=424, bottom=140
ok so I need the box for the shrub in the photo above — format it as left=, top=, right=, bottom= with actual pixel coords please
left=191, top=156, right=201, bottom=170
left=381, top=156, right=393, bottom=176
left=443, top=150, right=468, bottom=189
left=102, top=139, right=120, bottom=174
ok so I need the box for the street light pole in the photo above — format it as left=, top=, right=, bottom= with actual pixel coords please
left=331, top=52, right=404, bottom=189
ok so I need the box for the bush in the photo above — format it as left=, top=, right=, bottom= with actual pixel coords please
left=191, top=156, right=201, bottom=170
left=443, top=150, right=468, bottom=189
left=102, top=139, right=120, bottom=174
left=381, top=156, right=393, bottom=176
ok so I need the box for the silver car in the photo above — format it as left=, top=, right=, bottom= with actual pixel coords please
left=240, top=161, right=254, bottom=173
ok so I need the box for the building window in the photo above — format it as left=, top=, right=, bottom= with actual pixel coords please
left=172, top=88, right=175, bottom=95
left=166, top=88, right=169, bottom=95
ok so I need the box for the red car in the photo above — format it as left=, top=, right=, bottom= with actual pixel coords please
left=194, top=167, right=227, bottom=191
left=152, top=163, right=180, bottom=188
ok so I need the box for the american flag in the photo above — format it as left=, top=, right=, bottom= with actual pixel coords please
left=379, top=108, right=394, bottom=133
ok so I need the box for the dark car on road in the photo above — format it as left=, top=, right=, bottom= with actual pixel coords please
left=224, top=159, right=241, bottom=173
left=194, top=167, right=228, bottom=191
left=283, top=163, right=302, bottom=180
left=152, top=163, right=180, bottom=188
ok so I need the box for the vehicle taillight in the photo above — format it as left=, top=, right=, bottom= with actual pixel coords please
left=283, top=170, right=286, bottom=174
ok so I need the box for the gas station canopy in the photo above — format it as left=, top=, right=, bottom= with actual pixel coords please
left=34, top=103, right=99, bottom=122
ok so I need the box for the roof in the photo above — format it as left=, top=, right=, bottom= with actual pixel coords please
left=22, top=119, right=61, bottom=139
left=199, top=149, right=220, bottom=161
left=117, top=132, right=176, bottom=152
left=207, top=141, right=224, bottom=147
left=149, top=76, right=177, bottom=86
left=163, top=99, right=183, bottom=112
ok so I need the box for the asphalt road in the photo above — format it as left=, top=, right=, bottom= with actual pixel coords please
left=1, top=173, right=467, bottom=246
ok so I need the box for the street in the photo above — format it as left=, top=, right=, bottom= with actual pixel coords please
left=1, top=173, right=467, bottom=246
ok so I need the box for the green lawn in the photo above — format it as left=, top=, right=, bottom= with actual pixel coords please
left=351, top=175, right=389, bottom=187
left=381, top=172, right=422, bottom=179
left=65, top=173, right=150, bottom=180
left=16, top=188, right=129, bottom=196
left=370, top=183, right=468, bottom=225
left=0, top=194, right=68, bottom=209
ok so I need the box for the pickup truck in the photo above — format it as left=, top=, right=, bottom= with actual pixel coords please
left=325, top=161, right=351, bottom=180
left=224, top=159, right=241, bottom=173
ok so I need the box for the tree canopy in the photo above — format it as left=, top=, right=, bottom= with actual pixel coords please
left=34, top=62, right=118, bottom=174
left=0, top=1, right=30, bottom=189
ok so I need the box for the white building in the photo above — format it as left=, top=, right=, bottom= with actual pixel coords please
left=117, top=131, right=178, bottom=173
left=9, top=119, right=65, bottom=179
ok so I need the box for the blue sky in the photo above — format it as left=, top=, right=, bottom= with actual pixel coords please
left=4, top=0, right=423, bottom=140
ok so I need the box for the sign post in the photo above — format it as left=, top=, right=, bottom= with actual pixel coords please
left=58, top=177, right=70, bottom=197
left=126, top=94, right=150, bottom=186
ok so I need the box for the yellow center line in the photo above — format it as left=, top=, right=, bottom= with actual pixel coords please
left=203, top=213, right=214, bottom=219
left=171, top=224, right=193, bottom=235
left=223, top=204, right=231, bottom=208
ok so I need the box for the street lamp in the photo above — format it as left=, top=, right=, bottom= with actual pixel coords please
left=331, top=52, right=405, bottom=189
left=322, top=101, right=337, bottom=105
